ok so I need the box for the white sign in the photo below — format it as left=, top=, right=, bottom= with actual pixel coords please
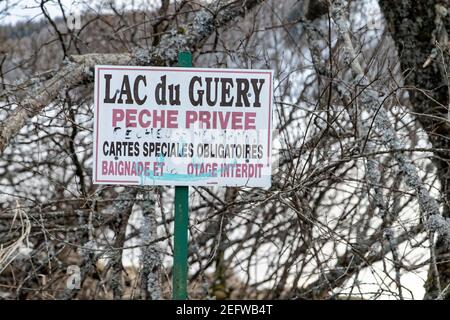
left=93, top=65, right=273, bottom=187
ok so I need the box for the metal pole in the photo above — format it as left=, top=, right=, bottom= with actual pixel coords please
left=172, top=51, right=192, bottom=300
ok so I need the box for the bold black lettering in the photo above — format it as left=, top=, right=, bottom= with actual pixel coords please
left=168, top=84, right=180, bottom=105
left=220, top=78, right=234, bottom=107
left=103, top=74, right=117, bottom=103
left=250, top=78, right=265, bottom=107
left=155, top=75, right=167, bottom=105
left=189, top=76, right=203, bottom=106
left=133, top=75, right=147, bottom=105
left=117, top=75, right=134, bottom=104
left=205, top=77, right=219, bottom=106
left=235, top=78, right=250, bottom=107
left=103, top=141, right=109, bottom=156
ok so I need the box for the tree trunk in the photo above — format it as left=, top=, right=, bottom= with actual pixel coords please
left=378, top=0, right=450, bottom=299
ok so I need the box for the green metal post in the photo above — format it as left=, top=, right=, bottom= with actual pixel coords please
left=172, top=51, right=192, bottom=300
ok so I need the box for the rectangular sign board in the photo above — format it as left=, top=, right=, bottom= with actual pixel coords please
left=93, top=65, right=273, bottom=187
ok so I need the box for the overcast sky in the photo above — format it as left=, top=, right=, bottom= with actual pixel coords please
left=1, top=0, right=158, bottom=25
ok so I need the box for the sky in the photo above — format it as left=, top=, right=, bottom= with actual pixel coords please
left=0, top=0, right=158, bottom=25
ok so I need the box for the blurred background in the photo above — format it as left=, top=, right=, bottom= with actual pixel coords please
left=0, top=0, right=450, bottom=300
